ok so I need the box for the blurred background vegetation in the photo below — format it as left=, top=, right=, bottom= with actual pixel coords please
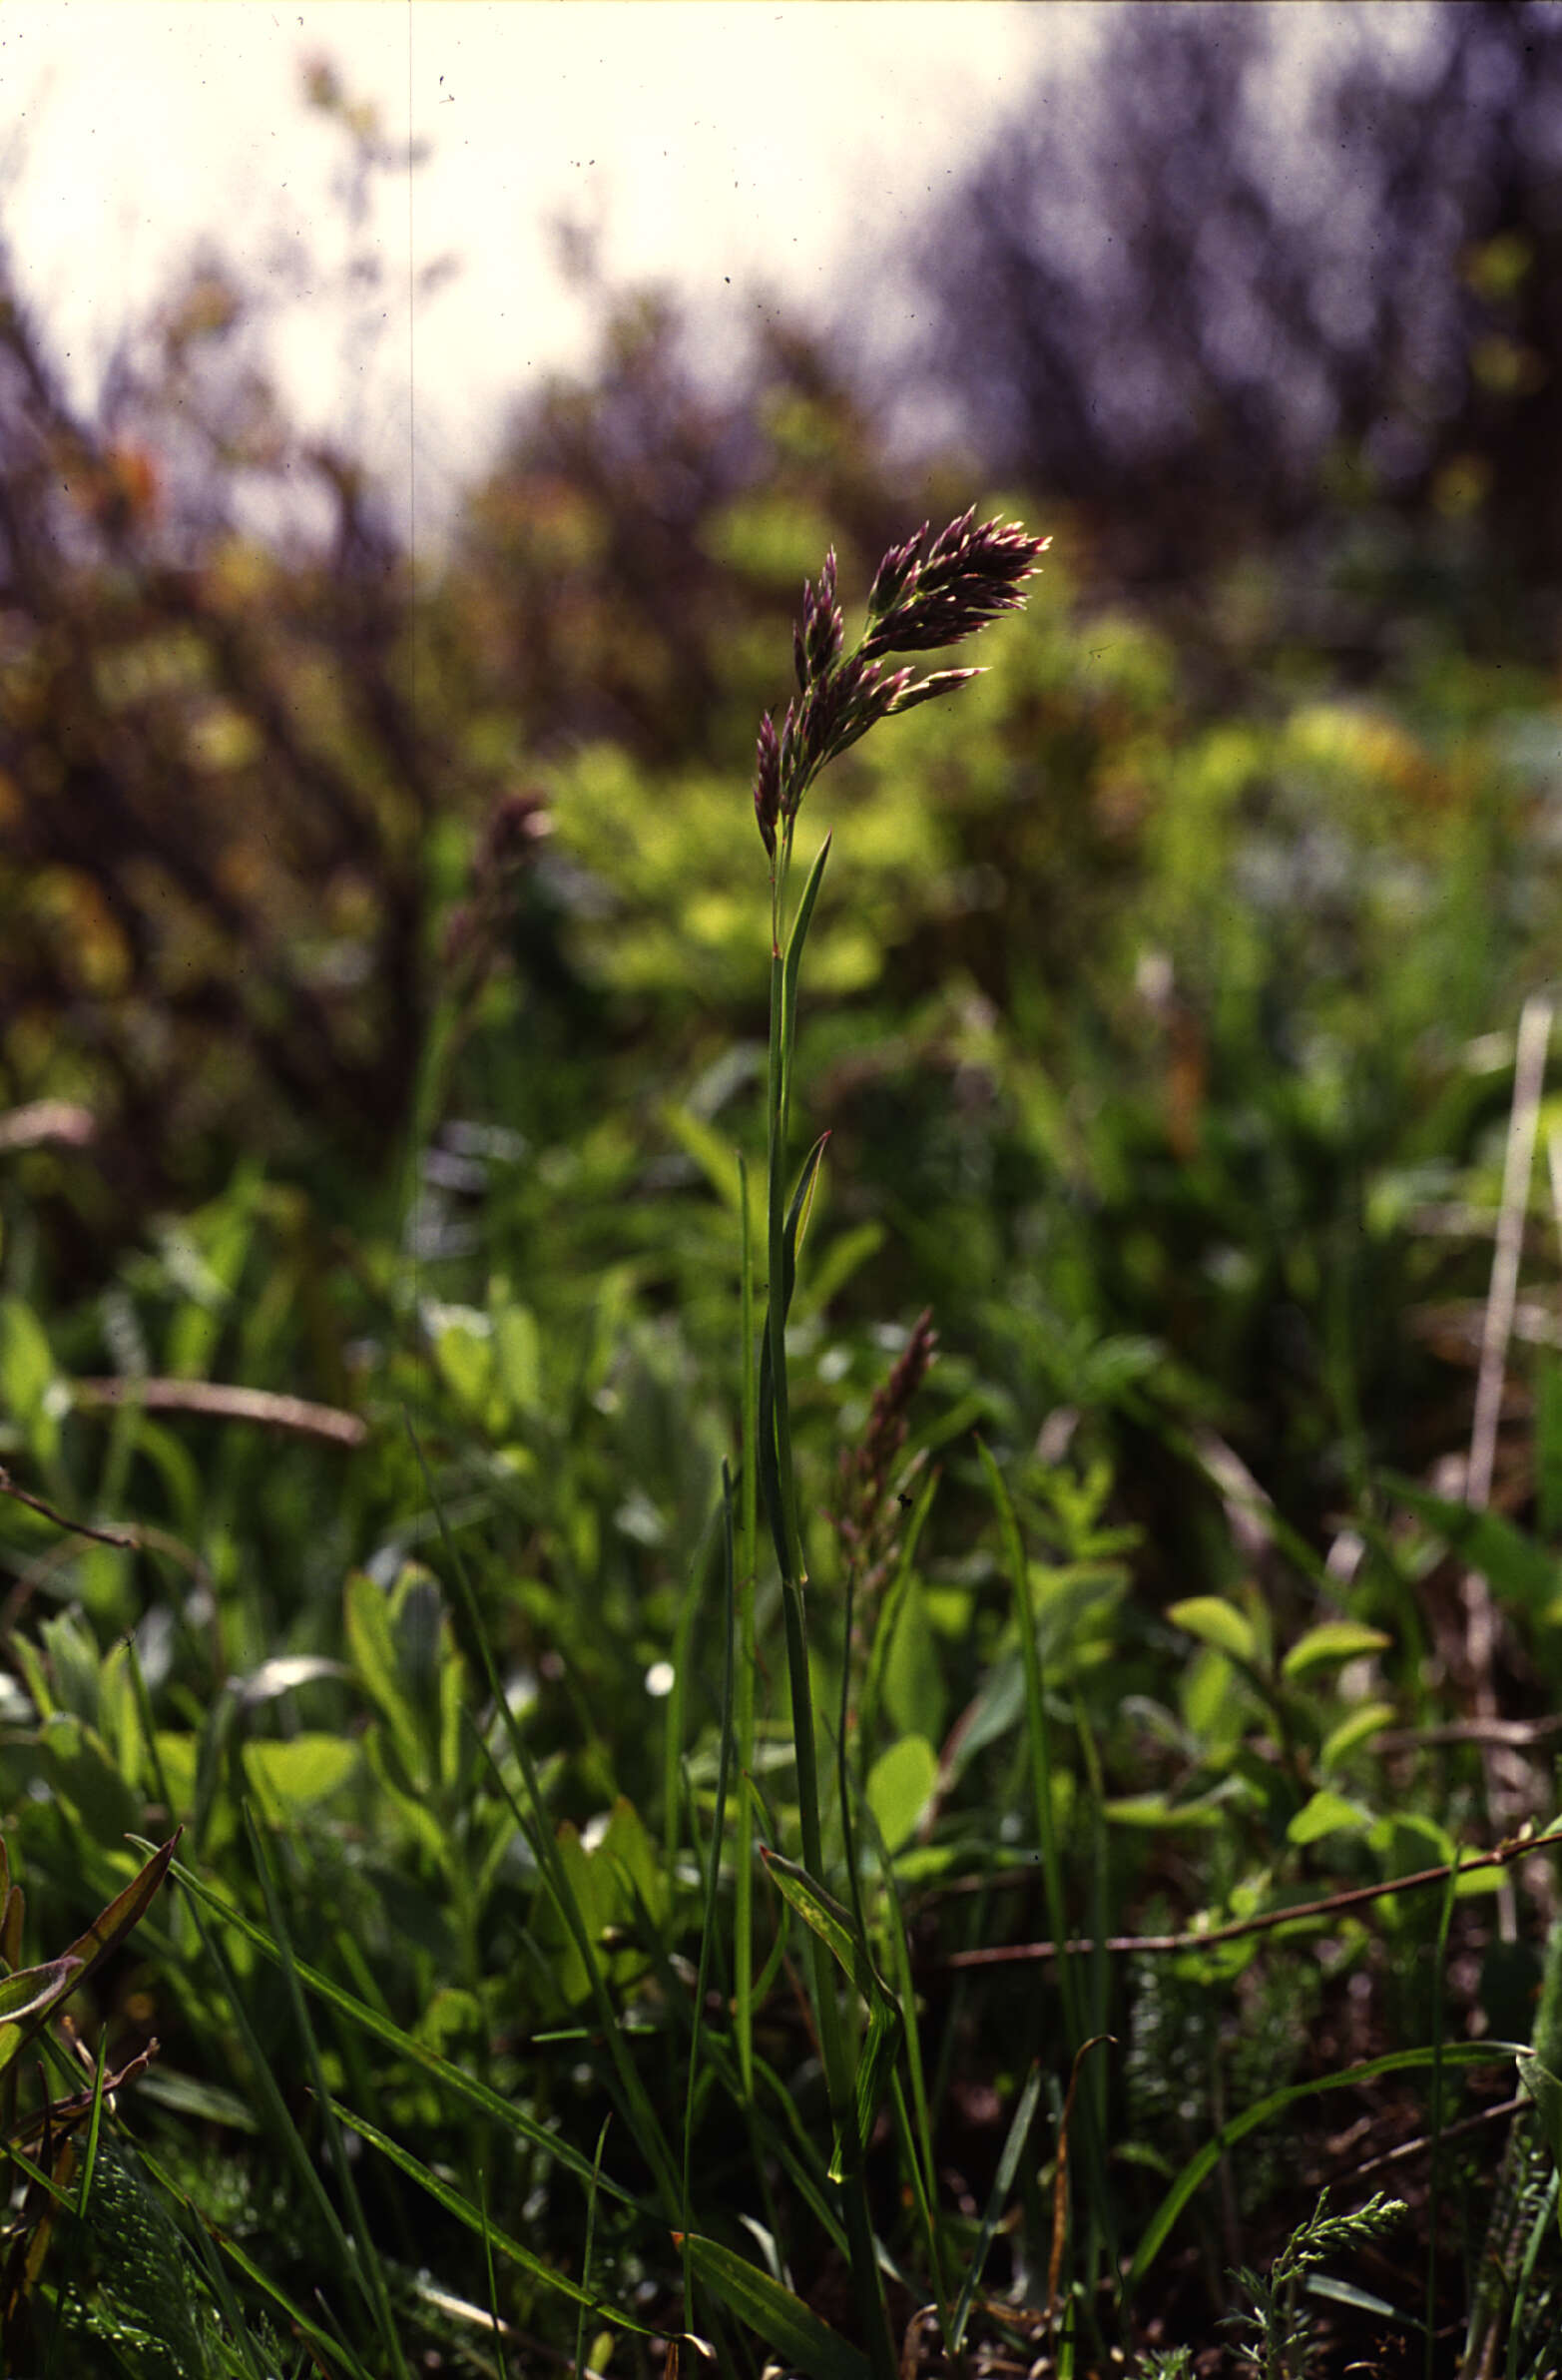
left=4, top=5, right=1559, bottom=1514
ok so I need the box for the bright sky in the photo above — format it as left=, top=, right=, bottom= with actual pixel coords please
left=0, top=2, right=1080, bottom=532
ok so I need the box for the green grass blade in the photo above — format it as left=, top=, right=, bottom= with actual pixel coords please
left=244, top=1806, right=414, bottom=2380
left=579, top=2115, right=612, bottom=2380
left=976, top=1439, right=1082, bottom=2054
left=664, top=1489, right=725, bottom=1896
left=326, top=2095, right=667, bottom=2339
left=181, top=1871, right=376, bottom=2341
left=1505, top=2167, right=1560, bottom=2380
left=684, top=1464, right=738, bottom=2257
left=863, top=1805, right=949, bottom=2313
left=761, top=1847, right=903, bottom=2182
left=856, top=1469, right=937, bottom=1777
left=779, top=832, right=832, bottom=1137
left=949, top=2058, right=1045, bottom=2354
left=735, top=1149, right=760, bottom=2103
left=186, top=2205, right=270, bottom=2380
left=466, top=1714, right=684, bottom=2207
left=684, top=2233, right=870, bottom=2380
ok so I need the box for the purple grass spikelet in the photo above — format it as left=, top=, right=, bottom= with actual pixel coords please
left=754, top=506, right=1047, bottom=852
left=885, top=666, right=984, bottom=716
left=753, top=710, right=781, bottom=858
left=866, top=524, right=927, bottom=622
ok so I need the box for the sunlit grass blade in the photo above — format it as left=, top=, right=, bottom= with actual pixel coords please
left=760, top=1848, right=903, bottom=2181
left=324, top=2096, right=668, bottom=2341
left=757, top=1130, right=831, bottom=1581
left=778, top=832, right=832, bottom=1136
left=0, top=1831, right=179, bottom=2083
left=683, top=2233, right=870, bottom=2380
left=860, top=1803, right=951, bottom=2320
left=1505, top=2167, right=1560, bottom=2380
left=185, top=2205, right=271, bottom=2380
left=466, top=1717, right=684, bottom=2207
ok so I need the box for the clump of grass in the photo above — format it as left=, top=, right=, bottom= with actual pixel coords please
left=745, top=510, right=1047, bottom=2378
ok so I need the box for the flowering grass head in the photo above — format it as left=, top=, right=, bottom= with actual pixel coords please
left=753, top=508, right=1050, bottom=860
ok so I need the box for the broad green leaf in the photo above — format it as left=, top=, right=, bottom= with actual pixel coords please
left=684, top=2234, right=870, bottom=2380
left=427, top=1304, right=494, bottom=1418
left=344, top=1566, right=431, bottom=1783
left=1167, top=1597, right=1259, bottom=1666
left=865, top=1735, right=937, bottom=1855
left=660, top=1102, right=745, bottom=1214
left=1283, top=1621, right=1391, bottom=1682
left=0, top=1295, right=59, bottom=1458
left=880, top=1574, right=946, bottom=1747
left=491, top=1295, right=544, bottom=1415
left=1320, top=1701, right=1395, bottom=1769
left=1105, top=1792, right=1228, bottom=1832
left=1287, top=1790, right=1372, bottom=1847
left=38, top=1712, right=141, bottom=1842
left=241, top=1734, right=359, bottom=1820
left=598, top=1795, right=667, bottom=1933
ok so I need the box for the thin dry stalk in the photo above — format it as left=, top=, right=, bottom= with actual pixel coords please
left=932, top=1817, right=1562, bottom=1969
left=1463, top=994, right=1552, bottom=1937
left=70, top=1377, right=367, bottom=1448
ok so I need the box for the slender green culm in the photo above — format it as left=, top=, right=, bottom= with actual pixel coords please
left=746, top=511, right=1049, bottom=2380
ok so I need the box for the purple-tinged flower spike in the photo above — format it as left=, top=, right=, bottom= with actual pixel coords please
left=883, top=665, right=985, bottom=717
left=754, top=507, right=1047, bottom=854
left=865, top=524, right=929, bottom=624
left=860, top=512, right=1050, bottom=660
left=799, top=549, right=844, bottom=687
left=753, top=710, right=781, bottom=859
